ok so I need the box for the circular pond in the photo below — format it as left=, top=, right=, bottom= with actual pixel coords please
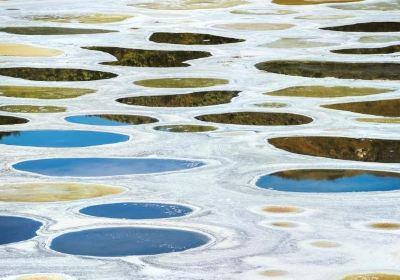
left=13, top=158, right=205, bottom=177
left=50, top=227, right=209, bottom=257
left=79, top=202, right=192, bottom=219
left=0, top=115, right=28, bottom=125
left=65, top=114, right=158, bottom=126
left=0, top=216, right=42, bottom=245
left=256, top=169, right=400, bottom=193
left=0, top=130, right=128, bottom=147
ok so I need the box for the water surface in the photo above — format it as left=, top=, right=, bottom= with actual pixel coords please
left=66, top=115, right=158, bottom=126
left=0, top=216, right=42, bottom=245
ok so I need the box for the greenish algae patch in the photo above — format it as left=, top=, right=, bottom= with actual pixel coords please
left=263, top=38, right=335, bottom=48
left=214, top=23, right=294, bottom=31
left=273, top=0, right=361, bottom=5
left=91, top=114, right=158, bottom=124
left=0, top=115, right=28, bottom=125
left=323, top=99, right=400, bottom=117
left=255, top=60, right=400, bottom=80
left=0, top=182, right=124, bottom=202
left=332, top=44, right=400, bottom=54
left=266, top=86, right=390, bottom=98
left=0, top=105, right=66, bottom=113
left=0, top=86, right=95, bottom=99
left=196, top=112, right=312, bottom=125
left=255, top=102, right=287, bottom=108
left=83, top=46, right=211, bottom=67
left=322, top=22, right=400, bottom=32
left=149, top=32, right=244, bottom=45
left=359, top=35, right=400, bottom=44
left=0, top=68, right=117, bottom=81
left=32, top=14, right=131, bottom=24
left=357, top=117, right=400, bottom=124
left=0, top=27, right=116, bottom=35
left=154, top=125, right=217, bottom=132
left=134, top=78, right=229, bottom=88
left=342, top=273, right=400, bottom=280
left=268, top=136, right=400, bottom=163
left=117, top=91, right=239, bottom=107
left=133, top=0, right=249, bottom=10
left=331, top=0, right=400, bottom=11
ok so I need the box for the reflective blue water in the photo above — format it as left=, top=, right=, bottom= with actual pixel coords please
left=13, top=158, right=204, bottom=177
left=0, top=130, right=128, bottom=147
left=80, top=202, right=192, bottom=219
left=0, top=216, right=42, bottom=245
left=50, top=227, right=209, bottom=256
left=65, top=115, right=157, bottom=126
left=256, top=169, right=400, bottom=193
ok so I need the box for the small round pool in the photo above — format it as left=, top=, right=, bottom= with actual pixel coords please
left=79, top=202, right=193, bottom=219
left=50, top=227, right=210, bottom=257
left=256, top=169, right=400, bottom=193
left=13, top=157, right=205, bottom=177
left=0, top=216, right=42, bottom=245
left=65, top=114, right=158, bottom=126
left=0, top=130, right=128, bottom=147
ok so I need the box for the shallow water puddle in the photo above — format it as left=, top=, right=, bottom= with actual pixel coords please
left=255, top=102, right=288, bottom=108
left=260, top=269, right=289, bottom=277
left=332, top=0, right=400, bottom=10
left=0, top=115, right=28, bottom=125
left=368, top=222, right=400, bottom=230
left=357, top=117, right=400, bottom=124
left=154, top=125, right=217, bottom=132
left=230, top=9, right=295, bottom=15
left=50, top=227, right=209, bottom=256
left=15, top=274, right=66, bottom=280
left=196, top=112, right=312, bottom=126
left=80, top=202, right=192, bottom=219
left=117, top=91, right=239, bottom=107
left=296, top=14, right=353, bottom=20
left=342, top=273, right=400, bottom=280
left=359, top=35, right=400, bottom=43
left=263, top=206, right=303, bottom=214
left=133, top=0, right=249, bottom=10
left=256, top=61, right=400, bottom=80
left=66, top=114, right=157, bottom=126
left=149, top=32, right=244, bottom=45
left=0, top=86, right=95, bottom=99
left=257, top=169, right=400, bottom=192
left=322, top=22, right=400, bottom=32
left=0, top=43, right=62, bottom=57
left=323, top=99, right=400, bottom=117
left=0, top=130, right=128, bottom=147
left=13, top=158, right=204, bottom=177
left=269, top=137, right=400, bottom=163
left=0, top=68, right=117, bottom=81
left=310, top=240, right=340, bottom=248
left=214, top=23, right=294, bottom=31
left=263, top=38, right=335, bottom=48
left=272, top=0, right=361, bottom=5
left=0, top=27, right=115, bottom=35
left=332, top=44, right=400, bottom=54
left=269, top=221, right=299, bottom=228
left=0, top=182, right=123, bottom=202
left=134, top=78, right=229, bottom=88
left=31, top=14, right=131, bottom=24
left=0, top=216, right=42, bottom=245
left=0, top=105, right=66, bottom=113
left=83, top=47, right=211, bottom=67
left=266, top=86, right=390, bottom=98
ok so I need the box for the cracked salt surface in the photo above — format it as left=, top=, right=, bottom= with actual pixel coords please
left=0, top=0, right=399, bottom=279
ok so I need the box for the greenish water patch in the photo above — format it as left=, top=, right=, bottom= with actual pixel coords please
left=255, top=60, right=400, bottom=80
left=134, top=78, right=229, bottom=88
left=0, top=27, right=115, bottom=35
left=332, top=44, right=400, bottom=54
left=263, top=38, right=335, bottom=48
left=357, top=117, right=400, bottom=124
left=359, top=35, right=400, bottom=43
left=269, top=136, right=400, bottom=163
left=154, top=125, right=217, bottom=132
left=0, top=68, right=117, bottom=81
left=0, top=86, right=95, bottom=99
left=83, top=46, right=211, bottom=67
left=196, top=112, right=312, bottom=125
left=66, top=114, right=158, bottom=126
left=296, top=14, right=353, bottom=20
left=149, top=32, right=244, bottom=45
left=31, top=14, right=131, bottom=24
left=342, top=273, right=400, bottom=280
left=0, top=105, right=66, bottom=113
left=266, top=86, right=390, bottom=98
left=0, top=115, right=28, bottom=125
left=255, top=102, right=288, bottom=108
left=323, top=99, right=400, bottom=117
left=322, top=22, right=400, bottom=32
left=331, top=0, right=400, bottom=11
left=117, top=90, right=239, bottom=107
